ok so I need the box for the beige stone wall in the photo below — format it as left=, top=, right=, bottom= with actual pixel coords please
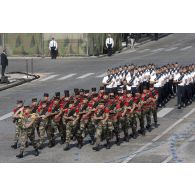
left=1, top=33, right=122, bottom=56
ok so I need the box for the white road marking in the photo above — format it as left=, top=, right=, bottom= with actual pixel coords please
left=39, top=74, right=59, bottom=81
left=0, top=112, right=13, bottom=121
left=96, top=73, right=106, bottom=78
left=122, top=108, right=195, bottom=163
left=77, top=73, right=94, bottom=79
left=180, top=46, right=192, bottom=51
left=157, top=108, right=174, bottom=118
left=164, top=47, right=178, bottom=51
left=138, top=49, right=150, bottom=53
left=151, top=48, right=164, bottom=52
left=57, top=73, right=77, bottom=80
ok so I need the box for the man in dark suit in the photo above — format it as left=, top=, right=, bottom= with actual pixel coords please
left=1, top=49, right=8, bottom=77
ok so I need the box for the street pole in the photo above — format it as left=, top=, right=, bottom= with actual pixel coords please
left=42, top=33, right=44, bottom=58
left=2, top=33, right=5, bottom=49
left=26, top=59, right=29, bottom=78
left=31, top=58, right=34, bottom=74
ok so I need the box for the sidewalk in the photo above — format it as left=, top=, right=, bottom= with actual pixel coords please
left=0, top=72, right=40, bottom=91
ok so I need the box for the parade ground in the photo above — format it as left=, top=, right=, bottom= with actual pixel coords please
left=1, top=33, right=195, bottom=163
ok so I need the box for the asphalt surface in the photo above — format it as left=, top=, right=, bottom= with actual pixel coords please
left=1, top=33, right=195, bottom=163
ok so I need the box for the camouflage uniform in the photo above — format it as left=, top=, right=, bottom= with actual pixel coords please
left=11, top=107, right=24, bottom=149
left=18, top=114, right=38, bottom=154
left=63, top=107, right=79, bottom=150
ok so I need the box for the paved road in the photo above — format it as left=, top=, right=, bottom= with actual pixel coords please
left=1, top=33, right=195, bottom=163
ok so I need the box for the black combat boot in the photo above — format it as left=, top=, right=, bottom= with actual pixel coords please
left=51, top=139, right=55, bottom=147
left=63, top=143, right=70, bottom=151
left=48, top=141, right=53, bottom=148
left=139, top=128, right=145, bottom=136
left=77, top=139, right=83, bottom=149
left=146, top=125, right=152, bottom=132
left=11, top=141, right=18, bottom=149
left=116, top=135, right=120, bottom=146
left=60, top=137, right=65, bottom=145
left=90, top=136, right=95, bottom=145
left=154, top=122, right=158, bottom=128
left=106, top=139, right=111, bottom=149
left=34, top=149, right=39, bottom=156
left=124, top=132, right=129, bottom=142
left=92, top=145, right=100, bottom=151
left=16, top=152, right=23, bottom=158
left=38, top=144, right=43, bottom=150
left=132, top=131, right=138, bottom=139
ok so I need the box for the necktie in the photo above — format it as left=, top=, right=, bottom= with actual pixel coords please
left=109, top=38, right=110, bottom=43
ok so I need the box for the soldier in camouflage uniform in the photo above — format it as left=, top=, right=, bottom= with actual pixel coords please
left=11, top=100, right=24, bottom=149
left=36, top=101, right=49, bottom=149
left=92, top=100, right=109, bottom=151
left=16, top=106, right=39, bottom=158
left=125, top=92, right=138, bottom=139
left=142, top=87, right=152, bottom=131
left=63, top=100, right=80, bottom=151
left=46, top=96, right=62, bottom=148
left=134, top=92, right=145, bottom=135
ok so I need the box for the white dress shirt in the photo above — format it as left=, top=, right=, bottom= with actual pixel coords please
left=49, top=40, right=58, bottom=50
left=105, top=38, right=114, bottom=48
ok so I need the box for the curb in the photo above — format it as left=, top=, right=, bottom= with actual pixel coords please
left=0, top=72, right=40, bottom=91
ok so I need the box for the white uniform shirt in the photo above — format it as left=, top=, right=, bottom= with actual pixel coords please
left=105, top=38, right=114, bottom=48
left=154, top=74, right=164, bottom=88
left=177, top=73, right=186, bottom=86
left=49, top=40, right=58, bottom=50
left=102, top=75, right=116, bottom=89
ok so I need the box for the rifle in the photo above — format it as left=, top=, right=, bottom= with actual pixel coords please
left=144, top=94, right=150, bottom=101
left=96, top=109, right=104, bottom=118
left=92, top=101, right=99, bottom=109
left=68, top=108, right=76, bottom=117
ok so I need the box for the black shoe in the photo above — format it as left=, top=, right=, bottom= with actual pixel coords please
left=63, top=143, right=70, bottom=151
left=154, top=122, right=158, bottom=128
left=77, top=140, right=83, bottom=149
left=38, top=144, right=43, bottom=150
left=116, top=138, right=120, bottom=146
left=140, top=129, right=145, bottom=136
left=11, top=142, right=17, bottom=149
left=60, top=138, right=65, bottom=145
left=178, top=105, right=181, bottom=109
left=34, top=149, right=39, bottom=156
left=93, top=145, right=100, bottom=151
left=16, top=152, right=23, bottom=158
left=124, top=136, right=129, bottom=142
left=48, top=141, right=54, bottom=148
left=132, top=133, right=137, bottom=139
left=25, top=142, right=29, bottom=148
left=106, top=141, right=111, bottom=149
left=147, top=125, right=152, bottom=132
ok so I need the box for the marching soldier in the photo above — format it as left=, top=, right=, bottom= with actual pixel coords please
left=63, top=100, right=80, bottom=151
left=11, top=100, right=24, bottom=149
left=36, top=101, right=49, bottom=149
left=16, top=106, right=39, bottom=158
left=92, top=100, right=108, bottom=151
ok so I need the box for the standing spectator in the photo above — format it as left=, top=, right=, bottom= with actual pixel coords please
left=49, top=37, right=58, bottom=59
left=105, top=34, right=114, bottom=56
left=129, top=33, right=136, bottom=49
left=0, top=49, right=8, bottom=77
